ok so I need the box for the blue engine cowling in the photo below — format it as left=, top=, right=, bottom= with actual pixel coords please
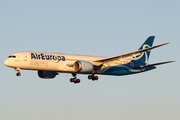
left=74, top=60, right=93, bottom=73
left=38, top=70, right=58, bottom=79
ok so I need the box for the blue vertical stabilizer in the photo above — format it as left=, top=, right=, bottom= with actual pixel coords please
left=132, top=36, right=155, bottom=64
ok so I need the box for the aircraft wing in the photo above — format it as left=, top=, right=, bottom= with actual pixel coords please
left=93, top=42, right=170, bottom=66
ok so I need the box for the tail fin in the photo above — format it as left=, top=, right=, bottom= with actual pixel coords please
left=132, top=36, right=155, bottom=64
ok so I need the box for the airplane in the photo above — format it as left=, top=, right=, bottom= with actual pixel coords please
left=4, top=36, right=174, bottom=84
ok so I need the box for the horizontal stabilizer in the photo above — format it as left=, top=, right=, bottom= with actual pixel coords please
left=140, top=61, right=175, bottom=68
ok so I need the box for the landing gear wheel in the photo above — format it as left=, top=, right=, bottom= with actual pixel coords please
left=16, top=72, right=21, bottom=76
left=95, top=76, right=98, bottom=80
left=92, top=76, right=95, bottom=81
left=88, top=75, right=99, bottom=81
left=88, top=75, right=92, bottom=80
left=73, top=79, right=80, bottom=84
left=76, top=79, right=80, bottom=83
left=70, top=78, right=74, bottom=82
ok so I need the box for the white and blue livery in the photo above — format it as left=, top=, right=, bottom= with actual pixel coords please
left=4, top=36, right=174, bottom=84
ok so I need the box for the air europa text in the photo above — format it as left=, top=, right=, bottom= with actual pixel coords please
left=31, top=53, right=65, bottom=62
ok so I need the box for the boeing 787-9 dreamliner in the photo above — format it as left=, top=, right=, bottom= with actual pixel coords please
left=4, top=36, right=174, bottom=84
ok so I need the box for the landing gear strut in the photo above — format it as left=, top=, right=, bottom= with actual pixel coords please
left=70, top=74, right=80, bottom=84
left=14, top=68, right=21, bottom=76
left=88, top=75, right=98, bottom=81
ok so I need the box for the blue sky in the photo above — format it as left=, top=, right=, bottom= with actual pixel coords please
left=0, top=0, right=179, bottom=120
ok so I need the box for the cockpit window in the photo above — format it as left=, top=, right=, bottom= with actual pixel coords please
left=8, top=55, right=16, bottom=58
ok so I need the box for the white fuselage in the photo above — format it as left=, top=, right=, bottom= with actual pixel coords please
left=4, top=51, right=106, bottom=73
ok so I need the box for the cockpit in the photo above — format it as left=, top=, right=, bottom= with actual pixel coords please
left=8, top=55, right=16, bottom=58
left=4, top=53, right=21, bottom=68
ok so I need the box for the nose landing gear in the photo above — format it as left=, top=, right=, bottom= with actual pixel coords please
left=16, top=72, right=21, bottom=76
left=14, top=68, right=21, bottom=76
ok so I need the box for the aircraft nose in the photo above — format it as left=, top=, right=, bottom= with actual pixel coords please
left=4, top=59, right=9, bottom=66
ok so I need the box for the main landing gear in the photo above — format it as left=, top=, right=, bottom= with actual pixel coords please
left=70, top=74, right=99, bottom=84
left=88, top=75, right=98, bottom=81
left=14, top=68, right=21, bottom=76
left=70, top=74, right=80, bottom=84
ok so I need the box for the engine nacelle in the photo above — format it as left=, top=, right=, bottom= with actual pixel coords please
left=74, top=60, right=93, bottom=73
left=38, top=70, right=58, bottom=79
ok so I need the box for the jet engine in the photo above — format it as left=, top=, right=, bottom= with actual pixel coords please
left=74, top=60, right=93, bottom=73
left=38, top=70, right=58, bottom=79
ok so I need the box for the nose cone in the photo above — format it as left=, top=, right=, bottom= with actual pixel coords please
left=4, top=59, right=9, bottom=66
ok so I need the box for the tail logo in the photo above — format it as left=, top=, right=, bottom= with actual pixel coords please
left=132, top=44, right=150, bottom=64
